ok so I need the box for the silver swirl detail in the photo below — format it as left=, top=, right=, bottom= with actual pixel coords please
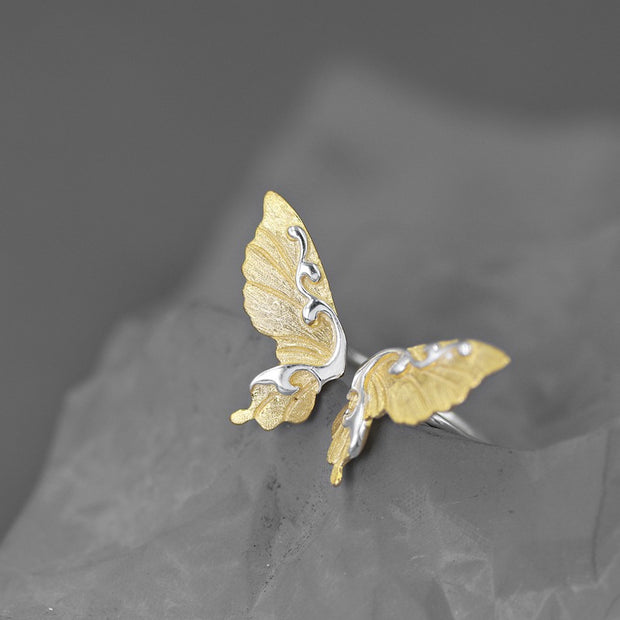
left=249, top=226, right=346, bottom=396
left=343, top=340, right=472, bottom=459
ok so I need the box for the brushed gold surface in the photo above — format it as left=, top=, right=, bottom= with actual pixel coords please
left=231, top=191, right=339, bottom=429
left=328, top=340, right=510, bottom=485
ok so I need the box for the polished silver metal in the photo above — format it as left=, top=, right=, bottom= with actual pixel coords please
left=424, top=410, right=488, bottom=443
left=388, top=340, right=471, bottom=374
left=342, top=348, right=404, bottom=458
left=250, top=226, right=347, bottom=396
left=342, top=341, right=487, bottom=458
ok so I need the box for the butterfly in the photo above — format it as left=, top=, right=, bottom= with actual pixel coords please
left=231, top=191, right=510, bottom=485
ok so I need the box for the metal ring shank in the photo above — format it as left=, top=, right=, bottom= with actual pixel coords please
left=346, top=347, right=370, bottom=367
left=423, top=411, right=489, bottom=444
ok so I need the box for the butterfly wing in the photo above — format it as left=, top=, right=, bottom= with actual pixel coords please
left=384, top=340, right=510, bottom=424
left=328, top=339, right=509, bottom=485
left=231, top=191, right=345, bottom=429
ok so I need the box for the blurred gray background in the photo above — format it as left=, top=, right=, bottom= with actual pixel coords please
left=1, top=1, right=620, bottom=541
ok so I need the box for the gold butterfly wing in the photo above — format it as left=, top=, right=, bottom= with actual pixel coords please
left=328, top=339, right=510, bottom=485
left=231, top=191, right=345, bottom=430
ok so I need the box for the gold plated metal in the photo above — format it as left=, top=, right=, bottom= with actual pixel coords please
left=230, top=191, right=510, bottom=487
left=230, top=191, right=346, bottom=430
left=328, top=340, right=510, bottom=485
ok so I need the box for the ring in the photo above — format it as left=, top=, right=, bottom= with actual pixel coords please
left=230, top=191, right=510, bottom=486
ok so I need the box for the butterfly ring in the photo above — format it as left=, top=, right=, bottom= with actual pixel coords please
left=230, top=191, right=510, bottom=485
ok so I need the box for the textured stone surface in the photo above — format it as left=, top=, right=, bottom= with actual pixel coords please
left=1, top=66, right=620, bottom=618
left=1, top=304, right=619, bottom=619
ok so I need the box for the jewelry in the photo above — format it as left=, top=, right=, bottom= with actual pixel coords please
left=230, top=192, right=510, bottom=485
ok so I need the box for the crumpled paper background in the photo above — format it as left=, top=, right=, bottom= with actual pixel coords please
left=1, top=66, right=619, bottom=619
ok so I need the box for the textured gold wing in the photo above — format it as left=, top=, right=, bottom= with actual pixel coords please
left=241, top=191, right=336, bottom=367
left=328, top=339, right=510, bottom=485
left=231, top=370, right=321, bottom=430
left=231, top=191, right=344, bottom=429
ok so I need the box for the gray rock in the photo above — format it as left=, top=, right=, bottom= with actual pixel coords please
left=1, top=66, right=620, bottom=619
